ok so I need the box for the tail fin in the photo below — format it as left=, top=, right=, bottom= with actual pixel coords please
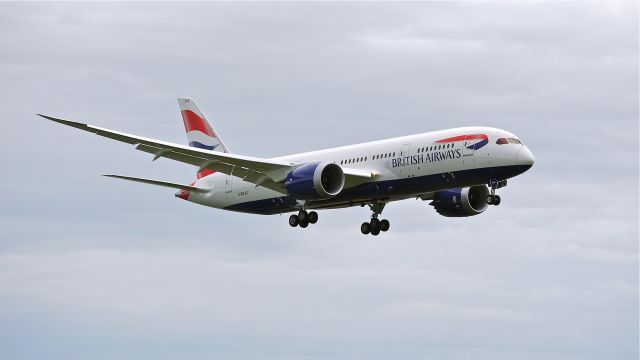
left=178, top=98, right=230, bottom=179
left=178, top=98, right=230, bottom=153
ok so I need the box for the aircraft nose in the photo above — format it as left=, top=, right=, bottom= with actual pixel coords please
left=517, top=146, right=535, bottom=167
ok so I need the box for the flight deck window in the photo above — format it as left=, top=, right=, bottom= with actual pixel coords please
left=496, top=138, right=509, bottom=145
left=508, top=138, right=522, bottom=144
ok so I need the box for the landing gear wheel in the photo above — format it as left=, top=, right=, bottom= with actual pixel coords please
left=493, top=195, right=501, bottom=206
left=361, top=222, right=371, bottom=235
left=380, top=219, right=390, bottom=232
left=308, top=211, right=318, bottom=224
left=370, top=219, right=381, bottom=235
left=299, top=219, right=309, bottom=228
left=487, top=195, right=493, bottom=205
left=289, top=214, right=299, bottom=227
left=297, top=210, right=308, bottom=223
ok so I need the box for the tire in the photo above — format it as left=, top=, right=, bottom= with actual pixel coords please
left=299, top=219, right=309, bottom=228
left=308, top=211, right=318, bottom=224
left=361, top=222, right=371, bottom=235
left=370, top=219, right=381, bottom=234
left=486, top=195, right=493, bottom=205
left=298, top=210, right=308, bottom=222
left=289, top=214, right=299, bottom=227
left=380, top=219, right=390, bottom=232
left=493, top=195, right=501, bottom=206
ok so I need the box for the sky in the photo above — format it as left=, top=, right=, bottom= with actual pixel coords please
left=0, top=2, right=638, bottom=359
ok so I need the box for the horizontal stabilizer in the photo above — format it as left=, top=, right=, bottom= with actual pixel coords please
left=103, top=174, right=209, bottom=193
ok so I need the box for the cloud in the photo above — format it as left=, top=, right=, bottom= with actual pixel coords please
left=0, top=2, right=637, bottom=360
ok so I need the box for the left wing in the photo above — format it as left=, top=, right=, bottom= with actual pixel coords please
left=39, top=114, right=295, bottom=192
left=40, top=114, right=375, bottom=192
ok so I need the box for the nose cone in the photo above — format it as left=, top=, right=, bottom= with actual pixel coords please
left=517, top=146, right=535, bottom=167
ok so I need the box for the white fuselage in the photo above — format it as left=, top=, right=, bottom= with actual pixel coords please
left=186, top=126, right=534, bottom=214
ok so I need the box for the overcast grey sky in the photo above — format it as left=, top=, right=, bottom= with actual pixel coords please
left=0, top=2, right=638, bottom=360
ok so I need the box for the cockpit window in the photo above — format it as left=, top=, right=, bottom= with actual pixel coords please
left=508, top=138, right=522, bottom=144
left=496, top=138, right=509, bottom=145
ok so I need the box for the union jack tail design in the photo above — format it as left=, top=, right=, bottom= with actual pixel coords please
left=178, top=98, right=229, bottom=178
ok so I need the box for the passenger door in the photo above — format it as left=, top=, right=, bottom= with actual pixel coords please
left=462, top=135, right=476, bottom=168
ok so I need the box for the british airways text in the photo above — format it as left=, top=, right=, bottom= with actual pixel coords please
left=391, top=149, right=462, bottom=168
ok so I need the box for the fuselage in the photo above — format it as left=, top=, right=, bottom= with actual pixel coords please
left=186, top=126, right=534, bottom=214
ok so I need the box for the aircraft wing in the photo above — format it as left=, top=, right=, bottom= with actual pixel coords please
left=40, top=114, right=374, bottom=192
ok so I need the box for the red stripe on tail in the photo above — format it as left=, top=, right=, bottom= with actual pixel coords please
left=181, top=110, right=216, bottom=137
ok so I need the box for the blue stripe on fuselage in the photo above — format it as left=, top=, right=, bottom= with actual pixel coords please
left=223, top=164, right=532, bottom=215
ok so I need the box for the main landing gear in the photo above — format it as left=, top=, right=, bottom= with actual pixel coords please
left=289, top=210, right=318, bottom=229
left=487, top=179, right=507, bottom=206
left=361, top=202, right=390, bottom=236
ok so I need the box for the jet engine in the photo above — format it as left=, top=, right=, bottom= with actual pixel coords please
left=284, top=161, right=345, bottom=200
left=430, top=185, right=489, bottom=217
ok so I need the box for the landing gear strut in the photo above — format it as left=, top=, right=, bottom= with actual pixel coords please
left=361, top=202, right=390, bottom=236
left=289, top=210, right=318, bottom=229
left=487, top=179, right=507, bottom=206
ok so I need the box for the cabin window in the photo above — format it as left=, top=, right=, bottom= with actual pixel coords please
left=496, top=138, right=509, bottom=145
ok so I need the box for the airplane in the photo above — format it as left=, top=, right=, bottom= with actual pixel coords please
left=39, top=98, right=535, bottom=235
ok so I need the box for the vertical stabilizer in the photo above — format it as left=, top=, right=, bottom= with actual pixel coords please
left=178, top=98, right=230, bottom=178
left=178, top=98, right=230, bottom=153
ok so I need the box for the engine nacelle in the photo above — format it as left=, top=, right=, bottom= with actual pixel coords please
left=430, top=185, right=490, bottom=217
left=284, top=161, right=345, bottom=200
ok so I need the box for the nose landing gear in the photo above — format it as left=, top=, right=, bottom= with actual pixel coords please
left=361, top=202, right=390, bottom=236
left=487, top=179, right=507, bottom=206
